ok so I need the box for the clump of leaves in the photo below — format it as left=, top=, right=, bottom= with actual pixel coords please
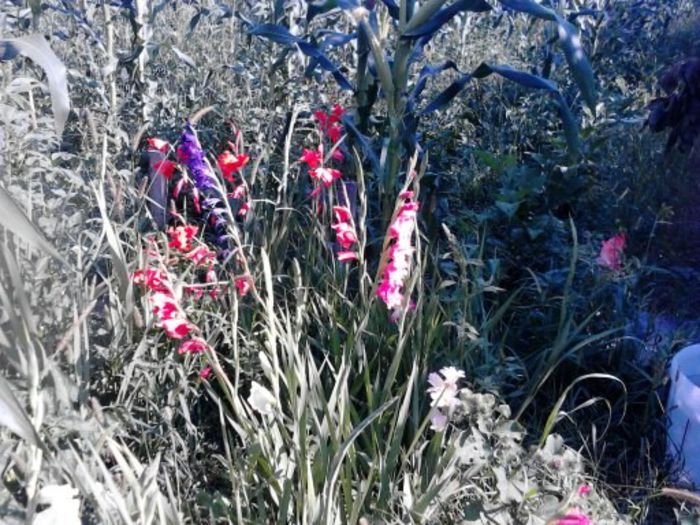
left=647, top=58, right=700, bottom=152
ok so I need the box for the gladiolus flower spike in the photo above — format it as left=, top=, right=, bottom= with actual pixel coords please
left=377, top=192, right=419, bottom=316
left=177, top=123, right=231, bottom=255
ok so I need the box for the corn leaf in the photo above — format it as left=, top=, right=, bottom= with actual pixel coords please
left=0, top=34, right=70, bottom=136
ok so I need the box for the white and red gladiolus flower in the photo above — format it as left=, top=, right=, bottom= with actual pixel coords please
left=148, top=289, right=192, bottom=340
left=146, top=137, right=170, bottom=154
left=167, top=224, right=198, bottom=253
left=377, top=191, right=419, bottom=315
left=331, top=206, right=359, bottom=262
left=597, top=232, right=626, bottom=270
left=132, top=268, right=170, bottom=293
left=426, top=366, right=466, bottom=432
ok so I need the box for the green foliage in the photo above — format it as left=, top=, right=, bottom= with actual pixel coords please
left=0, top=0, right=697, bottom=524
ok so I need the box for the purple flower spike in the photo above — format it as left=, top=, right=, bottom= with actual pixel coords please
left=178, top=123, right=218, bottom=191
left=177, top=122, right=232, bottom=258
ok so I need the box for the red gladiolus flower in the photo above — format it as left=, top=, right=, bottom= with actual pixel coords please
left=237, top=202, right=250, bottom=217
left=218, top=151, right=250, bottom=182
left=597, top=233, right=626, bottom=270
left=153, top=159, right=176, bottom=180
left=168, top=225, right=198, bottom=253
left=235, top=276, right=252, bottom=297
left=327, top=123, right=342, bottom=144
left=300, top=148, right=323, bottom=169
left=331, top=103, right=345, bottom=121
left=146, top=137, right=169, bottom=153
left=178, top=337, right=209, bottom=355
left=314, top=105, right=345, bottom=144
left=314, top=110, right=330, bottom=130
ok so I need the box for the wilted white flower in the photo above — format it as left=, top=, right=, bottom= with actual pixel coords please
left=248, top=381, right=277, bottom=416
left=429, top=408, right=448, bottom=432
left=426, top=366, right=466, bottom=432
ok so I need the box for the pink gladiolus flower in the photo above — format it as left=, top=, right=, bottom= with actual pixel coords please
left=173, top=177, right=188, bottom=199
left=556, top=511, right=590, bottom=525
left=146, top=137, right=169, bottom=153
left=218, top=151, right=250, bottom=182
left=178, top=337, right=209, bottom=355
left=577, top=485, right=591, bottom=496
left=331, top=206, right=359, bottom=261
left=337, top=251, right=359, bottom=262
left=330, top=148, right=344, bottom=161
left=229, top=184, right=246, bottom=199
left=199, top=366, right=212, bottom=379
left=235, top=276, right=252, bottom=297
left=333, top=206, right=352, bottom=223
left=160, top=317, right=191, bottom=339
left=153, top=159, right=176, bottom=180
left=186, top=246, right=216, bottom=266
left=597, top=233, right=626, bottom=270
left=300, top=148, right=323, bottom=169
left=377, top=195, right=419, bottom=311
left=332, top=222, right=358, bottom=250
left=168, top=225, right=198, bottom=253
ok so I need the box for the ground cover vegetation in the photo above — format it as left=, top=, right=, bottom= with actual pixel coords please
left=1, top=0, right=700, bottom=523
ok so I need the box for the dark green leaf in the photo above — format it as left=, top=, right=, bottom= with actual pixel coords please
left=248, top=23, right=301, bottom=45
left=402, top=0, right=492, bottom=40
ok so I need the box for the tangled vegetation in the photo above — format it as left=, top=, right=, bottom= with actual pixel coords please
left=1, top=0, right=699, bottom=523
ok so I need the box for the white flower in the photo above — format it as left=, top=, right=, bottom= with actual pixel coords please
left=427, top=366, right=465, bottom=409
left=34, top=484, right=80, bottom=525
left=248, top=381, right=277, bottom=416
